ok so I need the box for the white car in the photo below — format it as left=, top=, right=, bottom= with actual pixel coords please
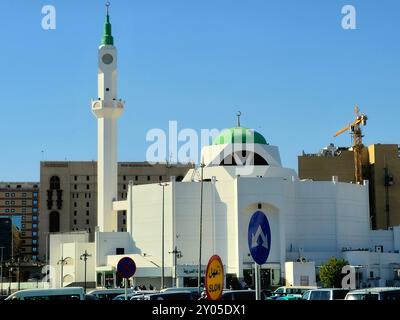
left=302, top=288, right=350, bottom=300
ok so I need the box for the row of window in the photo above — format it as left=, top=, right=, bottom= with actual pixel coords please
left=22, top=215, right=39, bottom=222
left=72, top=193, right=92, bottom=199
left=74, top=202, right=91, bottom=208
left=3, top=192, right=38, bottom=198
left=74, top=176, right=91, bottom=181
left=73, top=184, right=91, bottom=190
left=4, top=200, right=38, bottom=205
left=2, top=208, right=38, bottom=214
left=21, top=223, right=38, bottom=229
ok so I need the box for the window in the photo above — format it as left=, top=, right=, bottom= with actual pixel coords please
left=32, top=232, right=38, bottom=237
left=74, top=176, right=77, bottom=181
left=50, top=176, right=60, bottom=190
left=116, top=248, right=125, bottom=255
left=72, top=194, right=74, bottom=199
left=123, top=175, right=126, bottom=181
left=22, top=224, right=26, bottom=229
left=74, top=184, right=77, bottom=190
left=32, top=216, right=38, bottom=221
left=33, top=224, right=38, bottom=229
left=86, top=202, right=89, bottom=207
left=135, top=176, right=138, bottom=181
left=32, top=247, right=37, bottom=252
left=11, top=193, right=15, bottom=197
left=22, top=208, right=27, bottom=213
left=49, top=212, right=60, bottom=232
left=22, top=193, right=27, bottom=197
left=159, top=176, right=163, bottom=181
left=86, top=211, right=89, bottom=216
left=86, top=219, right=89, bottom=225
left=32, top=240, right=38, bottom=245
left=22, top=216, right=26, bottom=221
left=33, top=192, right=38, bottom=198
left=5, top=193, right=9, bottom=197
left=11, top=201, right=15, bottom=205
left=33, top=200, right=38, bottom=206
left=22, top=200, right=26, bottom=205
left=11, top=209, right=15, bottom=213
left=76, top=194, right=79, bottom=199
left=123, top=219, right=126, bottom=225
left=74, top=202, right=77, bottom=207
left=123, top=184, right=126, bottom=190
left=5, top=209, right=9, bottom=213
left=86, top=176, right=90, bottom=181
left=5, top=201, right=9, bottom=205
left=74, top=219, right=77, bottom=225
left=147, top=176, right=151, bottom=181
left=123, top=211, right=126, bottom=216
left=89, top=193, right=91, bottom=199
left=32, top=208, right=38, bottom=213
left=74, top=211, right=77, bottom=217
left=86, top=184, right=90, bottom=190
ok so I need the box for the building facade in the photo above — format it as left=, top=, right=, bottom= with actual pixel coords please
left=299, top=144, right=400, bottom=230
left=0, top=183, right=40, bottom=261
left=38, top=161, right=193, bottom=261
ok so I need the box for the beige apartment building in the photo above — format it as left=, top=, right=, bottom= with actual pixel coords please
left=38, top=161, right=193, bottom=261
left=299, top=144, right=400, bottom=230
left=0, top=182, right=40, bottom=261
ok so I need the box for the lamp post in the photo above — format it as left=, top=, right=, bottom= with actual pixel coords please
left=57, top=257, right=69, bottom=288
left=80, top=250, right=92, bottom=293
left=159, top=183, right=169, bottom=289
left=169, top=246, right=182, bottom=287
left=0, top=247, right=4, bottom=295
left=198, top=162, right=205, bottom=295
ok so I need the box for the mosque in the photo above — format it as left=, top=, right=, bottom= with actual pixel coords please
left=48, top=6, right=400, bottom=290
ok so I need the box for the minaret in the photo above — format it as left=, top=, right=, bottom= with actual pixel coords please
left=92, top=3, right=124, bottom=232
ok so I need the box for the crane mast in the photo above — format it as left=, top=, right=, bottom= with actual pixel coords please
left=334, top=105, right=368, bottom=184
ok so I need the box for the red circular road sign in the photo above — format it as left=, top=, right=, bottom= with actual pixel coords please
left=117, top=257, right=136, bottom=278
left=205, top=255, right=224, bottom=300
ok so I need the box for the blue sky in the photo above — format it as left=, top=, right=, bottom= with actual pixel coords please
left=0, top=0, right=399, bottom=181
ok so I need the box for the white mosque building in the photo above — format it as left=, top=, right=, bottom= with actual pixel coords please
left=48, top=7, right=400, bottom=290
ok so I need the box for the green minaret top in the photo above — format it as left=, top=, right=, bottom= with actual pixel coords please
left=101, top=2, right=114, bottom=46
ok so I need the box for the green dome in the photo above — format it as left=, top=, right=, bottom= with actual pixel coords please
left=212, top=127, right=268, bottom=145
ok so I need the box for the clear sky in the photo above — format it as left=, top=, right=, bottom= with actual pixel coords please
left=0, top=0, right=399, bottom=181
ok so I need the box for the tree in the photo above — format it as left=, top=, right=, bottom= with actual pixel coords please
left=319, top=257, right=348, bottom=288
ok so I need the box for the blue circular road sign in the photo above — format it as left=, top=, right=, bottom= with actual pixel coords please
left=248, top=211, right=272, bottom=265
left=117, top=257, right=137, bottom=278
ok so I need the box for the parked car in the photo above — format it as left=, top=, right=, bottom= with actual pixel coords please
left=5, top=287, right=85, bottom=301
left=113, top=291, right=156, bottom=300
left=220, top=290, right=270, bottom=300
left=269, top=286, right=317, bottom=299
left=302, top=288, right=350, bottom=300
left=87, top=288, right=138, bottom=300
left=345, top=288, right=400, bottom=301
left=140, top=291, right=199, bottom=300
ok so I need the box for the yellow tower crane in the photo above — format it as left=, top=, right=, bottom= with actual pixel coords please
left=334, top=105, right=368, bottom=184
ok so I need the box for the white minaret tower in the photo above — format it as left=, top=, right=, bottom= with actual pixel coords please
left=92, top=3, right=124, bottom=232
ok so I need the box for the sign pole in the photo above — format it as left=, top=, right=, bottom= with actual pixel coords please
left=255, top=263, right=261, bottom=301
left=124, top=278, right=128, bottom=301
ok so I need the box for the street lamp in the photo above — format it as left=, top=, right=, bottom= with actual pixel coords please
left=159, top=182, right=169, bottom=289
left=0, top=247, right=4, bottom=295
left=80, top=250, right=92, bottom=293
left=57, top=256, right=70, bottom=288
left=198, top=162, right=205, bottom=294
left=169, top=246, right=182, bottom=287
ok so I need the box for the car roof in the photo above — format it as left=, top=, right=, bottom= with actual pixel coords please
left=347, top=287, right=400, bottom=294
